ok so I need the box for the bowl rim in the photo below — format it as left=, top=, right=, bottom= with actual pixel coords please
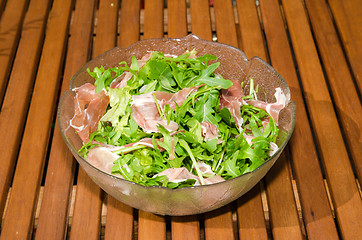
left=59, top=34, right=297, bottom=192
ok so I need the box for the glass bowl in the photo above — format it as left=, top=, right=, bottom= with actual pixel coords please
left=58, top=34, right=296, bottom=216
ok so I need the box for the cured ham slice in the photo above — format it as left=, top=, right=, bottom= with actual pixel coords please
left=155, top=165, right=225, bottom=186
left=87, top=147, right=120, bottom=174
left=200, top=121, right=220, bottom=143
left=70, top=83, right=109, bottom=143
left=131, top=86, right=200, bottom=133
left=110, top=52, right=153, bottom=89
left=220, top=79, right=244, bottom=130
left=247, top=87, right=287, bottom=125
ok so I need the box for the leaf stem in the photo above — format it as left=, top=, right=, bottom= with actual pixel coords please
left=179, top=139, right=205, bottom=185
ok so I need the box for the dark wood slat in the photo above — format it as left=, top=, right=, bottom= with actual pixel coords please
left=259, top=0, right=339, bottom=239
left=327, top=0, right=362, bottom=94
left=204, top=205, right=235, bottom=240
left=0, top=0, right=51, bottom=218
left=0, top=0, right=29, bottom=104
left=94, top=1, right=135, bottom=238
left=118, top=0, right=140, bottom=47
left=34, top=0, right=96, bottom=239
left=167, top=0, right=187, bottom=38
left=0, top=0, right=6, bottom=18
left=190, top=0, right=212, bottom=41
left=304, top=0, right=362, bottom=184
left=265, top=153, right=304, bottom=239
left=0, top=0, right=73, bottom=238
left=138, top=211, right=166, bottom=240
left=280, top=0, right=362, bottom=239
left=143, top=0, right=164, bottom=39
left=172, top=216, right=200, bottom=240
left=234, top=1, right=269, bottom=239
left=213, top=0, right=238, bottom=47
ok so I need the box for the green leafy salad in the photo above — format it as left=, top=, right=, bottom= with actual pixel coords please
left=70, top=50, right=282, bottom=189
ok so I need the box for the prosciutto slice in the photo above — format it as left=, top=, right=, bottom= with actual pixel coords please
left=247, top=87, right=287, bottom=125
left=131, top=86, right=200, bottom=133
left=87, top=146, right=120, bottom=173
left=220, top=79, right=245, bottom=130
left=110, top=52, right=153, bottom=89
left=200, top=121, right=220, bottom=142
left=156, top=165, right=225, bottom=186
left=70, top=83, right=109, bottom=143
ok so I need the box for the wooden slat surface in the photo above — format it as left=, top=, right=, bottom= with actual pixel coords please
left=67, top=1, right=103, bottom=240
left=34, top=0, right=96, bottom=239
left=304, top=0, right=362, bottom=184
left=0, top=0, right=51, bottom=218
left=0, top=0, right=29, bottom=104
left=235, top=1, right=269, bottom=239
left=281, top=0, right=362, bottom=239
left=190, top=0, right=212, bottom=41
left=0, top=0, right=361, bottom=239
left=327, top=0, right=362, bottom=94
left=259, top=0, right=340, bottom=239
left=0, top=0, right=73, bottom=238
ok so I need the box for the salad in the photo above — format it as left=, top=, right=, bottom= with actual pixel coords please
left=70, top=50, right=286, bottom=189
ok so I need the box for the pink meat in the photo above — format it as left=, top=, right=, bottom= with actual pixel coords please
left=87, top=146, right=120, bottom=173
left=247, top=87, right=287, bottom=125
left=200, top=121, right=219, bottom=141
left=220, top=79, right=244, bottom=129
left=70, top=83, right=109, bottom=143
left=131, top=86, right=200, bottom=133
left=110, top=52, right=153, bottom=89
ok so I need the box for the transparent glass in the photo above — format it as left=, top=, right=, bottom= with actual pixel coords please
left=58, top=35, right=296, bottom=216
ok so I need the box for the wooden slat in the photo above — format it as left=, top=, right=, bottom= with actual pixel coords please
left=190, top=0, right=212, bottom=41
left=327, top=0, right=362, bottom=93
left=0, top=0, right=73, bottom=238
left=264, top=153, right=304, bottom=239
left=280, top=0, right=362, bottom=239
left=213, top=0, right=238, bottom=47
left=167, top=0, right=187, bottom=38
left=172, top=216, right=200, bottom=240
left=236, top=0, right=267, bottom=61
left=304, top=0, right=362, bottom=184
left=237, top=187, right=268, bottom=240
left=105, top=196, right=134, bottom=239
left=143, top=0, right=164, bottom=39
left=118, top=0, right=140, bottom=47
left=93, top=0, right=118, bottom=57
left=34, top=0, right=97, bottom=239
left=0, top=0, right=51, bottom=218
left=167, top=3, right=199, bottom=239
left=234, top=1, right=269, bottom=239
left=0, top=0, right=6, bottom=18
left=259, top=0, right=339, bottom=238
left=204, top=205, right=235, bottom=240
left=138, top=211, right=166, bottom=240
left=0, top=0, right=29, bottom=104
left=94, top=1, right=135, bottom=238
left=66, top=1, right=107, bottom=240
left=137, top=1, right=167, bottom=239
